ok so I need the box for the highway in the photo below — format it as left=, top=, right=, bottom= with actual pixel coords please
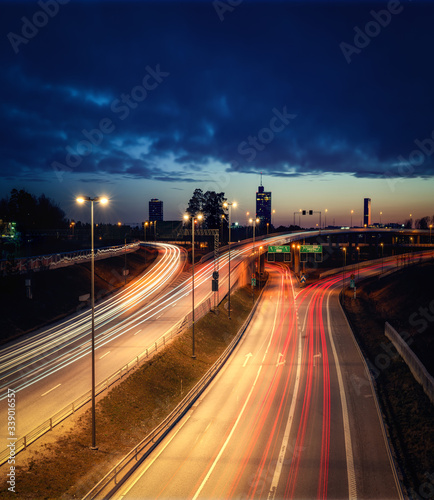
left=117, top=260, right=404, bottom=500
left=0, top=235, right=286, bottom=446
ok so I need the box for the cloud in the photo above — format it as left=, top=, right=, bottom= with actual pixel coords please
left=1, top=0, right=434, bottom=190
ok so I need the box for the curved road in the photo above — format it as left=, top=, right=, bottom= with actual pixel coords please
left=117, top=260, right=403, bottom=499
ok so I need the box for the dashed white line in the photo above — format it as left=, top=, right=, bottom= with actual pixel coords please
left=134, top=329, right=142, bottom=336
left=41, top=383, right=61, bottom=397
left=99, top=351, right=111, bottom=359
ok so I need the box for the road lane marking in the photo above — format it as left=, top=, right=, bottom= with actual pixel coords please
left=268, top=278, right=302, bottom=499
left=326, top=291, right=357, bottom=499
left=99, top=351, right=111, bottom=359
left=134, top=329, right=142, bottom=336
left=243, top=353, right=253, bottom=367
left=41, top=383, right=61, bottom=397
left=192, top=365, right=263, bottom=500
left=118, top=413, right=192, bottom=499
left=276, top=353, right=285, bottom=367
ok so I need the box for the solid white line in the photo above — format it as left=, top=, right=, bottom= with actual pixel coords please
left=99, top=351, right=111, bottom=359
left=192, top=364, right=263, bottom=500
left=118, top=414, right=192, bottom=499
left=326, top=290, right=357, bottom=499
left=41, top=383, right=61, bottom=397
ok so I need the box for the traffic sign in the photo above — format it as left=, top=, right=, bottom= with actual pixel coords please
left=251, top=278, right=256, bottom=286
left=268, top=245, right=291, bottom=254
left=350, top=279, right=355, bottom=288
left=300, top=245, right=322, bottom=254
left=300, top=274, right=307, bottom=283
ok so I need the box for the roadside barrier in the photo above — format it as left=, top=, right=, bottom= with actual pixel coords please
left=0, top=243, right=140, bottom=276
left=82, top=279, right=266, bottom=499
left=385, top=322, right=434, bottom=405
left=0, top=252, right=253, bottom=466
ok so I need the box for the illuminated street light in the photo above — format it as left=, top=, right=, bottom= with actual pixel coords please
left=184, top=213, right=203, bottom=357
left=75, top=195, right=108, bottom=450
left=249, top=217, right=260, bottom=303
left=342, top=247, right=347, bottom=296
left=223, top=201, right=237, bottom=319
left=380, top=242, right=384, bottom=273
left=356, top=246, right=360, bottom=279
left=430, top=224, right=433, bottom=244
left=350, top=209, right=354, bottom=228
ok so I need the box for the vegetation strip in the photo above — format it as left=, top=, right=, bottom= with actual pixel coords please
left=0, top=285, right=262, bottom=500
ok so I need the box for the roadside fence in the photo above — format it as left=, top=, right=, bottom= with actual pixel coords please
left=385, top=322, right=434, bottom=405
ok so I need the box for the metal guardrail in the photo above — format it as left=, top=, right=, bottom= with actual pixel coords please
left=0, top=307, right=198, bottom=467
left=0, top=243, right=140, bottom=276
left=82, top=279, right=266, bottom=499
left=385, top=322, right=434, bottom=405
left=0, top=250, right=254, bottom=467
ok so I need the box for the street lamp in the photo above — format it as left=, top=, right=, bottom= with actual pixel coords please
left=430, top=224, right=433, bottom=244
left=350, top=209, right=354, bottom=228
left=76, top=195, right=108, bottom=450
left=342, top=247, right=347, bottom=297
left=325, top=209, right=328, bottom=229
left=249, top=217, right=260, bottom=303
left=223, top=201, right=237, bottom=319
left=380, top=242, right=384, bottom=273
left=184, top=213, right=203, bottom=358
left=380, top=212, right=383, bottom=226
left=356, top=246, right=360, bottom=280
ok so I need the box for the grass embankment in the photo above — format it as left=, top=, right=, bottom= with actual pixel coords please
left=0, top=247, right=157, bottom=345
left=0, top=285, right=261, bottom=499
left=342, top=262, right=434, bottom=494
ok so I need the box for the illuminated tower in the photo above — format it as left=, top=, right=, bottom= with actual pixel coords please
left=364, top=198, right=371, bottom=226
left=256, top=173, right=272, bottom=225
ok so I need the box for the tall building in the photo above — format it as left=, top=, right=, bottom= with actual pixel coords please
left=364, top=198, right=371, bottom=226
left=149, top=199, right=163, bottom=221
left=256, top=174, right=272, bottom=226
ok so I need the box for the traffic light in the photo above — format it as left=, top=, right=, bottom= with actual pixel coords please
left=302, top=210, right=306, bottom=215
left=309, top=210, right=313, bottom=215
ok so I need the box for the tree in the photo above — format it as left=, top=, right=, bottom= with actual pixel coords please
left=404, top=218, right=412, bottom=229
left=415, top=216, right=430, bottom=230
left=186, top=189, right=226, bottom=229
left=1, top=189, right=67, bottom=231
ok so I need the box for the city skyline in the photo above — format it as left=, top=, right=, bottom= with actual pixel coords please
left=1, top=1, right=433, bottom=226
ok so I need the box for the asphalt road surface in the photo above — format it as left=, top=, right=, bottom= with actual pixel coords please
left=117, top=260, right=403, bottom=500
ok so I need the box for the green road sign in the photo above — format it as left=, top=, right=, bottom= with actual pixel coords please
left=268, top=245, right=291, bottom=253
left=300, top=244, right=322, bottom=254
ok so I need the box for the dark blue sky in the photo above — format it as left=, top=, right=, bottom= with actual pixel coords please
left=1, top=0, right=433, bottom=225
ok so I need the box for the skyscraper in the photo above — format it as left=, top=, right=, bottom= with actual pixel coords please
left=256, top=174, right=272, bottom=226
left=149, top=199, right=163, bottom=221
left=364, top=198, right=371, bottom=226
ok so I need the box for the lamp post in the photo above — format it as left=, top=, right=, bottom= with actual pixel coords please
left=350, top=209, right=354, bottom=228
left=430, top=224, right=433, bottom=244
left=380, top=242, right=384, bottom=273
left=76, top=195, right=108, bottom=450
left=223, top=201, right=236, bottom=319
left=249, top=217, right=260, bottom=303
left=342, top=247, right=346, bottom=297
left=325, top=209, right=328, bottom=229
left=266, top=222, right=270, bottom=235
left=356, top=246, right=360, bottom=280
left=380, top=212, right=383, bottom=226
left=184, top=213, right=203, bottom=358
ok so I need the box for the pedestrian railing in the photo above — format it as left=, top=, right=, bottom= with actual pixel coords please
left=0, top=243, right=140, bottom=276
